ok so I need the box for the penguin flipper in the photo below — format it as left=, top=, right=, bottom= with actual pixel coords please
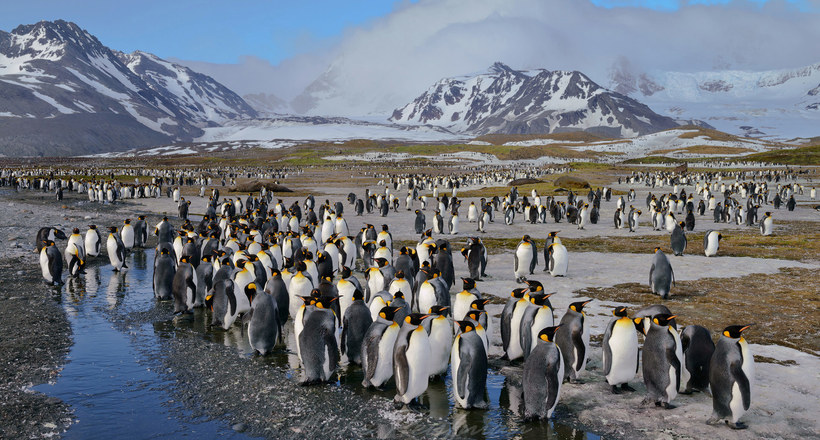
left=649, top=264, right=655, bottom=290
left=572, top=325, right=586, bottom=372
left=666, top=345, right=682, bottom=393
left=394, top=345, right=409, bottom=397
left=602, top=321, right=614, bottom=376
left=340, top=321, right=348, bottom=355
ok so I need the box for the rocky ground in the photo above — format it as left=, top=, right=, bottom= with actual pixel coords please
left=0, top=169, right=818, bottom=439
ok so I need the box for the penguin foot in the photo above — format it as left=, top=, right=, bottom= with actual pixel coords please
left=680, top=388, right=694, bottom=395
left=728, top=422, right=747, bottom=430
left=621, top=384, right=636, bottom=392
left=656, top=402, right=676, bottom=410
left=568, top=378, right=584, bottom=385
left=611, top=385, right=623, bottom=394
left=392, top=400, right=404, bottom=410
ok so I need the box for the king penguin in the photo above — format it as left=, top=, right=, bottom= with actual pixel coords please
left=680, top=324, right=715, bottom=393
left=649, top=247, right=675, bottom=299
left=760, top=212, right=773, bottom=236
left=85, top=225, right=102, bottom=257
left=519, top=292, right=555, bottom=360
left=642, top=313, right=683, bottom=409
left=451, top=320, right=489, bottom=409
left=393, top=313, right=431, bottom=406
left=501, top=287, right=529, bottom=361
left=106, top=226, right=127, bottom=271
left=602, top=306, right=639, bottom=394
left=39, top=240, right=63, bottom=286
left=425, top=305, right=453, bottom=378
left=172, top=256, right=199, bottom=314
left=514, top=235, right=537, bottom=282
left=341, top=289, right=372, bottom=365
left=555, top=300, right=591, bottom=383
left=670, top=221, right=687, bottom=256
left=522, top=326, right=564, bottom=421
left=708, top=324, right=754, bottom=429
left=703, top=230, right=722, bottom=257
left=361, top=306, right=402, bottom=389
left=153, top=248, right=176, bottom=300
left=298, top=297, right=340, bottom=385
left=248, top=290, right=282, bottom=355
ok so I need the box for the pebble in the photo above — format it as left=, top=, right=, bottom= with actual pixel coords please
left=232, top=423, right=246, bottom=432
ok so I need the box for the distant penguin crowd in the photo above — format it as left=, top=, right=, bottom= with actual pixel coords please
left=27, top=164, right=814, bottom=431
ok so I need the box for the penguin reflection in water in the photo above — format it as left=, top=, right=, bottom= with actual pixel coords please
left=708, top=325, right=755, bottom=430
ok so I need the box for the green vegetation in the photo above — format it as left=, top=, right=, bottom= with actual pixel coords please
left=741, top=145, right=820, bottom=166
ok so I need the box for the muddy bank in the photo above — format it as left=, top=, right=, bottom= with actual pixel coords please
left=0, top=259, right=72, bottom=439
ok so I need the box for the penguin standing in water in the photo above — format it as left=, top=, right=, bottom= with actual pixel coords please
left=760, top=212, right=773, bottom=236
left=106, top=226, right=127, bottom=271
left=134, top=215, right=148, bottom=248
left=39, top=240, right=63, bottom=285
left=451, top=320, right=488, bottom=409
left=298, top=297, right=340, bottom=385
left=703, top=230, right=722, bottom=257
left=642, top=313, right=683, bottom=409
left=121, top=219, right=135, bottom=249
left=680, top=325, right=715, bottom=393
left=670, top=221, right=687, bottom=256
left=65, top=242, right=85, bottom=278
left=649, top=247, right=675, bottom=299
left=708, top=324, right=755, bottom=429
left=501, top=287, right=529, bottom=361
left=248, top=290, right=282, bottom=355
left=342, top=289, right=373, bottom=366
left=172, top=256, right=199, bottom=314
left=85, top=225, right=102, bottom=257
left=522, top=326, right=564, bottom=421
left=555, top=300, right=591, bottom=383
left=153, top=248, right=176, bottom=300
left=361, top=306, right=402, bottom=389
left=425, top=305, right=453, bottom=378
left=514, top=235, right=537, bottom=282
left=602, top=306, right=639, bottom=394
left=393, top=313, right=431, bottom=406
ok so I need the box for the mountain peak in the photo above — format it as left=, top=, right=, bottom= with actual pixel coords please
left=391, top=64, right=680, bottom=137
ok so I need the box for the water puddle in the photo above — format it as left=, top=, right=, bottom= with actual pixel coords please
left=38, top=248, right=598, bottom=439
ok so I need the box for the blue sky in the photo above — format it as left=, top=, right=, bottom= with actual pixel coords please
left=1, top=0, right=814, bottom=65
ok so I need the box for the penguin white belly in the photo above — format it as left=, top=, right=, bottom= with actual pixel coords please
left=367, top=271, right=385, bottom=297
left=606, top=323, right=638, bottom=385
left=39, top=249, right=52, bottom=282
left=550, top=245, right=568, bottom=277
left=107, top=237, right=122, bottom=269
left=578, top=317, right=590, bottom=373
left=529, top=310, right=554, bottom=354
left=374, top=324, right=399, bottom=386
left=705, top=236, right=719, bottom=256
left=122, top=227, right=134, bottom=248
left=515, top=245, right=532, bottom=279
left=368, top=297, right=387, bottom=322
left=402, top=330, right=430, bottom=403
left=450, top=216, right=459, bottom=234
left=453, top=293, right=475, bottom=321
left=289, top=277, right=313, bottom=318
left=337, top=281, right=355, bottom=318
left=450, top=339, right=464, bottom=407
left=665, top=365, right=678, bottom=402
left=294, top=307, right=306, bottom=357
left=428, top=318, right=452, bottom=376
left=418, top=283, right=437, bottom=314
left=507, top=303, right=526, bottom=360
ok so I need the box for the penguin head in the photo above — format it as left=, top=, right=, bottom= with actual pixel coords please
left=124, top=219, right=131, bottom=225
left=314, top=296, right=337, bottom=310
left=375, top=257, right=390, bottom=268
left=351, top=289, right=364, bottom=301
left=378, top=306, right=402, bottom=321
left=537, top=325, right=561, bottom=343
left=722, top=324, right=753, bottom=339
left=381, top=224, right=389, bottom=231
left=108, top=226, right=118, bottom=233
left=309, top=288, right=322, bottom=299
left=179, top=256, right=190, bottom=264
left=393, top=291, right=405, bottom=300
left=404, top=313, right=430, bottom=328
left=455, top=320, right=475, bottom=334
left=72, top=227, right=80, bottom=234
left=340, top=266, right=352, bottom=278
left=160, top=248, right=170, bottom=256
left=461, top=277, right=477, bottom=290
left=395, top=270, right=405, bottom=279
left=295, top=261, right=308, bottom=272
left=522, top=235, right=531, bottom=242
left=244, top=283, right=257, bottom=303
left=524, top=279, right=544, bottom=293
left=298, top=295, right=315, bottom=306
left=612, top=306, right=629, bottom=318
left=511, top=287, right=528, bottom=299
left=653, top=247, right=662, bottom=253
left=529, top=293, right=554, bottom=306
left=429, top=305, right=450, bottom=317
left=470, top=298, right=490, bottom=310
left=465, top=309, right=484, bottom=322
left=569, top=300, right=592, bottom=313
left=89, top=224, right=97, bottom=230
left=652, top=314, right=677, bottom=327
left=399, top=247, right=408, bottom=255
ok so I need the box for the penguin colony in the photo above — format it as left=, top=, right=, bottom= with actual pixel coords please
left=27, top=166, right=812, bottom=432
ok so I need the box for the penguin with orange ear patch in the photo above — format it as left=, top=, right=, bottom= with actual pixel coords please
left=708, top=324, right=755, bottom=429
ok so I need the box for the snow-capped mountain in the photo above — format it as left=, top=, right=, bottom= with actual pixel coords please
left=609, top=60, right=820, bottom=138
left=390, top=62, right=681, bottom=137
left=0, top=20, right=256, bottom=156
left=243, top=93, right=290, bottom=116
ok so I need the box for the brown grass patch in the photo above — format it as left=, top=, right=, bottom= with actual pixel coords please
left=577, top=267, right=820, bottom=355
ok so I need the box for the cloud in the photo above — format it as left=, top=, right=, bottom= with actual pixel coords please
left=185, top=0, right=820, bottom=116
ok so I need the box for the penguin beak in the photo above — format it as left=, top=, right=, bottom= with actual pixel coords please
left=668, top=315, right=678, bottom=320
left=740, top=324, right=754, bottom=333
